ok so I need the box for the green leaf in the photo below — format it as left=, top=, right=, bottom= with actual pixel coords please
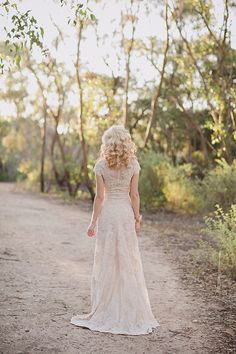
left=40, top=26, right=44, bottom=38
left=15, top=54, right=21, bottom=68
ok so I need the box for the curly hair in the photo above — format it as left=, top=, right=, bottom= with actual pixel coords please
left=98, top=124, right=138, bottom=168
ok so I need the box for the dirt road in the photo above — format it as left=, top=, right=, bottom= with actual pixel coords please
left=0, top=183, right=219, bottom=353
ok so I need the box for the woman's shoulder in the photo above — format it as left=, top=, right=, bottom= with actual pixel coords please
left=93, top=158, right=106, bottom=175
left=93, top=157, right=140, bottom=174
left=95, top=157, right=106, bottom=165
left=130, top=156, right=141, bottom=174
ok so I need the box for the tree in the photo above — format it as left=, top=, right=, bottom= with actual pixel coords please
left=143, top=0, right=170, bottom=147
left=121, top=0, right=140, bottom=127
left=172, top=0, right=236, bottom=163
left=0, top=0, right=45, bottom=73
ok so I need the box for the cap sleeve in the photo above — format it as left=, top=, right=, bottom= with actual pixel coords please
left=133, top=158, right=141, bottom=175
left=93, top=160, right=104, bottom=176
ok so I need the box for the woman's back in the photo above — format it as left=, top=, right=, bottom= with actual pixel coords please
left=93, top=157, right=141, bottom=199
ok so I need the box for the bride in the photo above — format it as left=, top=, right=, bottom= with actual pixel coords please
left=70, top=124, right=160, bottom=335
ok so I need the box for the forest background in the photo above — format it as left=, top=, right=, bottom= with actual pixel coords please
left=0, top=0, right=236, bottom=280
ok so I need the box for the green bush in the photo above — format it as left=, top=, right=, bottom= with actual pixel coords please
left=139, top=151, right=170, bottom=211
left=200, top=159, right=236, bottom=212
left=139, top=153, right=236, bottom=214
left=162, top=163, right=202, bottom=214
left=16, top=159, right=50, bottom=191
left=139, top=151, right=201, bottom=213
left=200, top=204, right=236, bottom=280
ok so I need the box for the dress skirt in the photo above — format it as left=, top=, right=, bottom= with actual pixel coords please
left=70, top=195, right=160, bottom=335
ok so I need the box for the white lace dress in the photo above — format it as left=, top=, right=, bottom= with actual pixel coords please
left=70, top=157, right=160, bottom=335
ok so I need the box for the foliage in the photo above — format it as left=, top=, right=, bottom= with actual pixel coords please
left=162, top=163, right=202, bottom=214
left=0, top=0, right=46, bottom=72
left=0, top=0, right=235, bottom=210
left=0, top=0, right=96, bottom=73
left=139, top=150, right=169, bottom=211
left=0, top=109, right=41, bottom=181
left=200, top=204, right=236, bottom=280
left=139, top=154, right=236, bottom=215
left=200, top=159, right=236, bottom=212
left=139, top=150, right=202, bottom=214
left=62, top=1, right=97, bottom=24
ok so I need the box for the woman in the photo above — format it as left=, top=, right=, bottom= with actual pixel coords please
left=70, top=124, right=160, bottom=335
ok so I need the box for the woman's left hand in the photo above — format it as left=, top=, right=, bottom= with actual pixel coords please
left=135, top=220, right=141, bottom=233
left=87, top=221, right=97, bottom=237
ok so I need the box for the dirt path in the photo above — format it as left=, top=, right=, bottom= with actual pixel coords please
left=0, top=183, right=218, bottom=353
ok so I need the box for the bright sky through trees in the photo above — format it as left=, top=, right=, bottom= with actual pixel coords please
left=0, top=0, right=235, bottom=117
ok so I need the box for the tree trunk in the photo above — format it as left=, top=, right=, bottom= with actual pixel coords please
left=75, top=20, right=95, bottom=200
left=143, top=0, right=170, bottom=147
left=40, top=104, right=47, bottom=192
left=122, top=0, right=136, bottom=127
left=27, top=62, right=75, bottom=196
left=50, top=132, right=61, bottom=186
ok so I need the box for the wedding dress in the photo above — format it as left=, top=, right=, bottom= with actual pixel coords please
left=70, top=157, right=160, bottom=335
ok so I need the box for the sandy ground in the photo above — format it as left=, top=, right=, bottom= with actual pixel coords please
left=0, top=182, right=226, bottom=354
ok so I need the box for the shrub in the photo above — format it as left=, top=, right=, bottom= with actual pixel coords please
left=200, top=159, right=236, bottom=212
left=17, top=160, right=50, bottom=191
left=139, top=151, right=170, bottom=211
left=138, top=153, right=236, bottom=215
left=162, top=163, right=202, bottom=214
left=201, top=204, right=236, bottom=280
left=139, top=151, right=202, bottom=213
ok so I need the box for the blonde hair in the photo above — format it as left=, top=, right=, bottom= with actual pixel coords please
left=99, top=124, right=138, bottom=168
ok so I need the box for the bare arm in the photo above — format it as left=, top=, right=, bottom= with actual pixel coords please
left=129, top=173, right=141, bottom=221
left=87, top=174, right=105, bottom=237
left=91, top=175, right=105, bottom=224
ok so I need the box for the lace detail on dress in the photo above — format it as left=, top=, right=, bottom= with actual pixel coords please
left=93, top=158, right=140, bottom=175
left=93, top=158, right=141, bottom=200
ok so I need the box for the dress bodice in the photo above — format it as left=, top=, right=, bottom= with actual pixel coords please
left=93, top=157, right=141, bottom=200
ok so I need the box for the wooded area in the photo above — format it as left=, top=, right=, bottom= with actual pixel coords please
left=0, top=2, right=236, bottom=352
left=0, top=0, right=235, bottom=278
